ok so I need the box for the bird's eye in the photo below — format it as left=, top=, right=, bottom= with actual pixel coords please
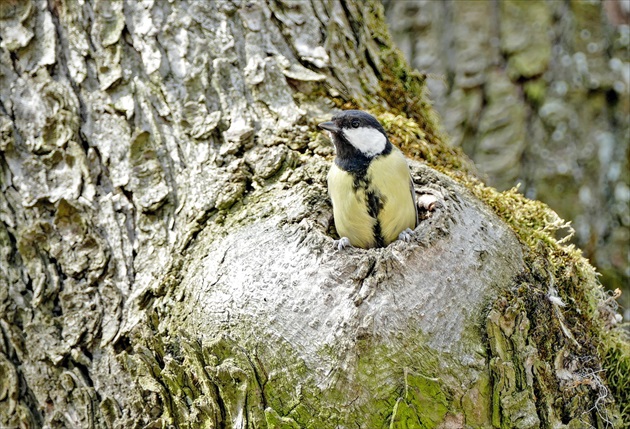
left=351, top=120, right=360, bottom=128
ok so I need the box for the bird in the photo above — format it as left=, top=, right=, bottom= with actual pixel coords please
left=318, top=110, right=418, bottom=250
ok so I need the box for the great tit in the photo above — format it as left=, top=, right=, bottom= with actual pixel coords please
left=319, top=110, right=418, bottom=249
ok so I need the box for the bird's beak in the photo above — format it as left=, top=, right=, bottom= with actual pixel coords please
left=318, top=121, right=339, bottom=133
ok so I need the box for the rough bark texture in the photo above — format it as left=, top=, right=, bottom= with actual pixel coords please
left=383, top=0, right=630, bottom=314
left=0, top=1, right=627, bottom=428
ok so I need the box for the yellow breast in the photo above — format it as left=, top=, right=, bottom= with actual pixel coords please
left=328, top=148, right=417, bottom=248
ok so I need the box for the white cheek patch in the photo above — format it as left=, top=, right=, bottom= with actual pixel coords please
left=342, top=127, right=387, bottom=157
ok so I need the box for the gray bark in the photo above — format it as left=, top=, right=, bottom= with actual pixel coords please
left=0, top=1, right=625, bottom=428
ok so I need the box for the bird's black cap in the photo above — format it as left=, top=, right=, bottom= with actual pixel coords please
left=318, top=110, right=386, bottom=135
left=318, top=110, right=392, bottom=172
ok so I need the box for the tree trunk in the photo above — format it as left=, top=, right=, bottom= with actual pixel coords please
left=0, top=1, right=626, bottom=428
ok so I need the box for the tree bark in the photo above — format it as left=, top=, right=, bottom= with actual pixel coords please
left=0, top=1, right=626, bottom=428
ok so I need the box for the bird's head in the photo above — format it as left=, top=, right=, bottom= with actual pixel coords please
left=318, top=110, right=389, bottom=158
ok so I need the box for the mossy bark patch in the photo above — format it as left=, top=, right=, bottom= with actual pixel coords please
left=389, top=371, right=450, bottom=429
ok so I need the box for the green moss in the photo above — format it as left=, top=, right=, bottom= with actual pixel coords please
left=377, top=112, right=476, bottom=175
left=524, top=79, right=547, bottom=107
left=396, top=372, right=449, bottom=429
left=389, top=398, right=423, bottom=429
left=265, top=408, right=301, bottom=429
left=601, top=332, right=630, bottom=426
left=462, top=371, right=492, bottom=427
